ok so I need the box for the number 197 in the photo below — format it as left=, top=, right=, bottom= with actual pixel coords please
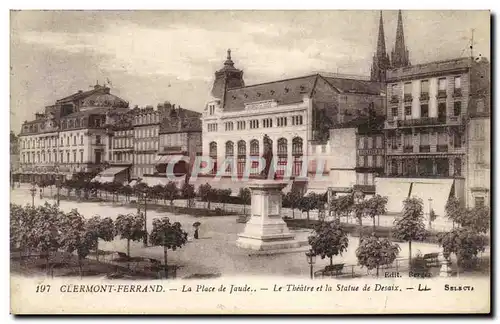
left=36, top=284, right=51, bottom=293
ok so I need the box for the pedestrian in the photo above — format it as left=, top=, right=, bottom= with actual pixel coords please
left=39, top=188, right=43, bottom=199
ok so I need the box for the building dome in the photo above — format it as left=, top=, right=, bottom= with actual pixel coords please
left=81, top=89, right=129, bottom=108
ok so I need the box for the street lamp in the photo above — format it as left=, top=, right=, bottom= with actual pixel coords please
left=428, top=198, right=433, bottom=229
left=29, top=183, right=37, bottom=207
left=305, top=249, right=316, bottom=279
left=141, top=191, right=148, bottom=247
left=55, top=176, right=61, bottom=206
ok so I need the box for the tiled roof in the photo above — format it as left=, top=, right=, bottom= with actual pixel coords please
left=222, top=74, right=382, bottom=112
left=159, top=116, right=202, bottom=134
left=323, top=77, right=382, bottom=95
left=56, top=87, right=104, bottom=104
left=223, top=75, right=318, bottom=112
left=61, top=107, right=118, bottom=119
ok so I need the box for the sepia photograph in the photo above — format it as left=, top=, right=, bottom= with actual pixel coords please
left=9, top=8, right=491, bottom=314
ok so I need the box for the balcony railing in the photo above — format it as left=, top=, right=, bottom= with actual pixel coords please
left=404, top=94, right=413, bottom=102
left=419, top=92, right=430, bottom=101
left=397, top=117, right=445, bottom=127
left=390, top=95, right=399, bottom=103
left=447, top=115, right=464, bottom=125
left=419, top=145, right=430, bottom=153
left=438, top=90, right=447, bottom=99
left=437, top=144, right=448, bottom=152
left=403, top=146, right=413, bottom=153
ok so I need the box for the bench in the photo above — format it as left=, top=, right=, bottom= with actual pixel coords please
left=116, top=252, right=131, bottom=261
left=423, top=253, right=440, bottom=267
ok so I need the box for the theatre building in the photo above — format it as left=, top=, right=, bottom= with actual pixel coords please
left=201, top=50, right=384, bottom=195
left=376, top=57, right=490, bottom=216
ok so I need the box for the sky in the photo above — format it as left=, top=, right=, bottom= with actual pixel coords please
left=9, top=10, right=490, bottom=132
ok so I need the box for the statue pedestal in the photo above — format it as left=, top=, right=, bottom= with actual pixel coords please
left=236, top=180, right=300, bottom=251
left=438, top=253, right=453, bottom=277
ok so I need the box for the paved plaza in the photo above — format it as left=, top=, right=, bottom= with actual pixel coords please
left=10, top=187, right=484, bottom=279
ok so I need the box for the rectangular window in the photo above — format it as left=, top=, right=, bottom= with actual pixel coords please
left=453, top=132, right=462, bottom=148
left=367, top=137, right=373, bottom=149
left=80, top=151, right=83, bottom=162
left=454, top=76, right=461, bottom=89
left=376, top=155, right=384, bottom=167
left=405, top=105, right=412, bottom=117
left=420, top=80, right=429, bottom=93
left=420, top=104, right=429, bottom=118
left=358, top=136, right=365, bottom=149
left=356, top=173, right=364, bottom=185
left=391, top=107, right=398, bottom=119
left=357, top=155, right=364, bottom=167
left=475, top=147, right=484, bottom=163
left=367, top=155, right=373, bottom=167
left=420, top=132, right=430, bottom=145
left=375, top=135, right=383, bottom=148
left=438, top=78, right=447, bottom=91
left=404, top=134, right=412, bottom=147
left=391, top=84, right=397, bottom=96
left=454, top=101, right=461, bottom=116
left=404, top=82, right=412, bottom=94
left=475, top=197, right=485, bottom=208
left=474, top=123, right=484, bottom=140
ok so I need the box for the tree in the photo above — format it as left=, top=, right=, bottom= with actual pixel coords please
left=356, top=234, right=400, bottom=277
left=285, top=188, right=303, bottom=219
left=217, top=189, right=232, bottom=212
left=30, top=203, right=64, bottom=274
left=238, top=188, right=251, bottom=215
left=59, top=209, right=96, bottom=277
left=332, top=194, right=354, bottom=223
left=149, top=217, right=188, bottom=279
left=364, top=195, right=388, bottom=231
left=86, top=215, right=115, bottom=261
left=181, top=183, right=196, bottom=208
left=298, top=194, right=315, bottom=224
left=392, top=197, right=427, bottom=265
left=438, top=227, right=488, bottom=271
left=165, top=181, right=179, bottom=212
left=197, top=183, right=212, bottom=209
left=445, top=196, right=464, bottom=229
left=308, top=219, right=349, bottom=269
left=114, top=213, right=145, bottom=260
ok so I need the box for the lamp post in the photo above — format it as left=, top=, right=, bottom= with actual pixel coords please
left=428, top=198, right=433, bottom=229
left=55, top=176, right=61, bottom=206
left=142, top=191, right=148, bottom=247
left=305, top=249, right=316, bottom=279
left=29, top=183, right=37, bottom=207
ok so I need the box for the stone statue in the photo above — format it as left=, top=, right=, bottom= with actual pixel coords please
left=259, top=134, right=274, bottom=179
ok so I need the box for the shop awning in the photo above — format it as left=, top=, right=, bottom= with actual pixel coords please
left=409, top=180, right=454, bottom=217
left=155, top=155, right=186, bottom=164
left=99, top=167, right=128, bottom=177
left=375, top=179, right=412, bottom=214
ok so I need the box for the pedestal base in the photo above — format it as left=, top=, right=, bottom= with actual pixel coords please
left=236, top=179, right=301, bottom=251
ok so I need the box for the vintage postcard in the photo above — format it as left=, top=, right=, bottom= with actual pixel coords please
left=9, top=9, right=491, bottom=314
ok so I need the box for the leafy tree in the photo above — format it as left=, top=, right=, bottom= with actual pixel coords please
left=285, top=188, right=303, bottom=219
left=445, top=196, right=464, bottom=229
left=149, top=217, right=188, bottom=279
left=114, top=213, right=145, bottom=260
left=392, top=197, right=427, bottom=265
left=308, top=219, right=349, bottom=268
left=217, top=189, right=232, bottom=212
left=30, top=203, right=64, bottom=273
left=197, top=183, right=212, bottom=209
left=165, top=181, right=179, bottom=212
left=59, top=209, right=96, bottom=276
left=237, top=188, right=251, bottom=215
left=438, top=227, right=488, bottom=271
left=298, top=194, right=315, bottom=224
left=152, top=184, right=164, bottom=204
left=86, top=215, right=115, bottom=261
left=463, top=206, right=490, bottom=234
left=332, top=194, right=354, bottom=223
left=356, top=234, right=400, bottom=277
left=364, top=195, right=388, bottom=231
left=181, top=183, right=196, bottom=208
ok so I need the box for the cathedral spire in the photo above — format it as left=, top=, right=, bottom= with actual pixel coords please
left=370, top=11, right=390, bottom=82
left=391, top=10, right=411, bottom=68
left=376, top=11, right=387, bottom=57
left=224, top=48, right=234, bottom=67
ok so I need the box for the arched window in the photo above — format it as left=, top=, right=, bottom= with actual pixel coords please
left=209, top=141, right=217, bottom=175
left=62, top=120, right=67, bottom=129
left=277, top=138, right=288, bottom=179
left=292, top=137, right=303, bottom=156
left=225, top=141, right=234, bottom=173
left=250, top=139, right=260, bottom=175
left=250, top=139, right=259, bottom=156
left=75, top=118, right=80, bottom=127
left=292, top=137, right=303, bottom=176
left=237, top=140, right=246, bottom=176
